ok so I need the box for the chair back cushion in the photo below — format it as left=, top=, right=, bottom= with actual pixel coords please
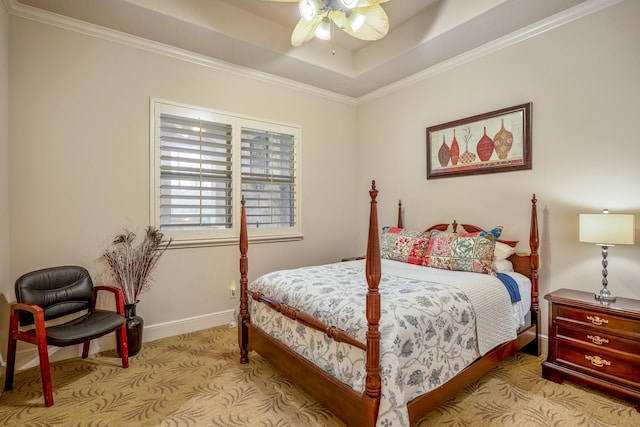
left=15, top=266, right=94, bottom=326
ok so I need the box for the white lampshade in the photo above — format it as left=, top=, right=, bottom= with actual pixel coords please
left=579, top=213, right=635, bottom=245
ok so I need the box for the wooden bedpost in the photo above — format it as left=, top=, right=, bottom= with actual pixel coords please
left=397, top=200, right=403, bottom=229
left=239, top=196, right=249, bottom=363
left=365, top=181, right=382, bottom=409
left=528, top=194, right=541, bottom=355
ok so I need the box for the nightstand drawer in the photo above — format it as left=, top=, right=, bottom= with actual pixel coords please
left=556, top=342, right=640, bottom=386
left=557, top=324, right=640, bottom=354
left=556, top=305, right=640, bottom=339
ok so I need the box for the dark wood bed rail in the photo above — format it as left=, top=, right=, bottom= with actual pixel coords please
left=248, top=290, right=366, bottom=351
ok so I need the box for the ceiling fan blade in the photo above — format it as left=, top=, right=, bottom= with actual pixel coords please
left=331, top=11, right=350, bottom=31
left=291, top=15, right=322, bottom=46
left=341, top=4, right=389, bottom=41
left=355, top=0, right=390, bottom=5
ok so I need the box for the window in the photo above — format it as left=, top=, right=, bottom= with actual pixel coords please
left=151, top=100, right=301, bottom=246
left=241, top=127, right=296, bottom=229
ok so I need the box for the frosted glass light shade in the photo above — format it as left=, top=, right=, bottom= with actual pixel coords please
left=314, top=19, right=331, bottom=40
left=348, top=12, right=366, bottom=32
left=579, top=214, right=635, bottom=245
left=299, top=0, right=318, bottom=22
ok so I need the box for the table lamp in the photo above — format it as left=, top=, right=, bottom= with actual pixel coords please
left=579, top=210, right=635, bottom=302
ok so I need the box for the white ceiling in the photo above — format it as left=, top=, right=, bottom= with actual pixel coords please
left=11, top=0, right=593, bottom=98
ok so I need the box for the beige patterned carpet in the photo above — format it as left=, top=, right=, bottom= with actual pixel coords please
left=1, top=325, right=639, bottom=427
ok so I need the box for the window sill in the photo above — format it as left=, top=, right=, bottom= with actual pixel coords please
left=167, top=233, right=304, bottom=249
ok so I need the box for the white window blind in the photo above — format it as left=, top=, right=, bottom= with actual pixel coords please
left=151, top=99, right=301, bottom=245
left=159, top=114, right=233, bottom=230
left=241, top=127, right=296, bottom=229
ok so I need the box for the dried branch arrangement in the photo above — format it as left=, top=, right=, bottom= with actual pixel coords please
left=103, top=227, right=172, bottom=305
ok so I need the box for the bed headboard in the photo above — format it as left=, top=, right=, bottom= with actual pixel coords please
left=419, top=195, right=540, bottom=314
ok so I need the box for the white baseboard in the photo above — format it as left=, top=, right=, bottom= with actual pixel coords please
left=540, top=335, right=549, bottom=357
left=12, top=309, right=235, bottom=372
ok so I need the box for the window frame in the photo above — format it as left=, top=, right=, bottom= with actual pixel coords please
left=150, top=99, right=302, bottom=247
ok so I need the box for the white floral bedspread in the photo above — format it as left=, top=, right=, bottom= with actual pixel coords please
left=248, top=259, right=517, bottom=427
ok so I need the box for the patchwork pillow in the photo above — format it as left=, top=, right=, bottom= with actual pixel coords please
left=423, top=226, right=503, bottom=275
left=380, top=227, right=433, bottom=265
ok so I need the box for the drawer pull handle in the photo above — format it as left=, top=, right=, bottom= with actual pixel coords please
left=586, top=315, right=608, bottom=326
left=585, top=355, right=611, bottom=368
left=587, top=335, right=609, bottom=345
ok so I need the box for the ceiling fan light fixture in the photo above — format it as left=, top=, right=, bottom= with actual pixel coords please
left=283, top=0, right=390, bottom=46
left=314, top=17, right=331, bottom=40
left=299, top=0, right=318, bottom=22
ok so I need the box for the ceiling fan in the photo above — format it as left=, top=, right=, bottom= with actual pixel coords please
left=266, top=0, right=390, bottom=46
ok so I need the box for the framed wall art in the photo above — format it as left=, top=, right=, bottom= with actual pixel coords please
left=426, top=102, right=532, bottom=179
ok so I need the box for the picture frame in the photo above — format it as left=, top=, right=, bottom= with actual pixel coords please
left=426, top=102, right=532, bottom=179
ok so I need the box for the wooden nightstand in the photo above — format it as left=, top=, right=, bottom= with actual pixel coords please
left=542, top=288, right=640, bottom=410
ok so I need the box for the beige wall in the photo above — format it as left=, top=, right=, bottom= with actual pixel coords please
left=357, top=0, right=640, bottom=333
left=5, top=16, right=360, bottom=362
left=0, top=3, right=10, bottom=364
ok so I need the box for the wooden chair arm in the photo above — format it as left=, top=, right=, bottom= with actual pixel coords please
left=9, top=302, right=46, bottom=345
left=10, top=301, right=44, bottom=316
left=93, top=286, right=126, bottom=316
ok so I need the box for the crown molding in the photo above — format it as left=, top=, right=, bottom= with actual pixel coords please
left=358, top=0, right=623, bottom=103
left=5, top=0, right=358, bottom=105
left=6, top=0, right=622, bottom=106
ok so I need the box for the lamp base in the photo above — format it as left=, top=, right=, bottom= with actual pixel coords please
left=595, top=288, right=616, bottom=303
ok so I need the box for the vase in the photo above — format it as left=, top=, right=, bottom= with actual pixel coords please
left=493, top=119, right=514, bottom=159
left=438, top=135, right=451, bottom=167
left=124, top=302, right=144, bottom=356
left=450, top=129, right=460, bottom=166
left=476, top=126, right=494, bottom=162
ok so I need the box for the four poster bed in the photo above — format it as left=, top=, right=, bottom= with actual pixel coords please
left=238, top=181, right=540, bottom=427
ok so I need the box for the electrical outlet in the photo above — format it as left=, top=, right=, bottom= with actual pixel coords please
left=229, top=281, right=237, bottom=299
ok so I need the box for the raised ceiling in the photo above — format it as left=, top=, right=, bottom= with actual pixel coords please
left=10, top=0, right=601, bottom=98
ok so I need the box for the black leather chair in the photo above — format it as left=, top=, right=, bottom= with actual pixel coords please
left=4, top=266, right=129, bottom=406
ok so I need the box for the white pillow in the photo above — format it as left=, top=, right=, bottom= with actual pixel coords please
left=494, top=241, right=516, bottom=261
left=493, top=259, right=514, bottom=272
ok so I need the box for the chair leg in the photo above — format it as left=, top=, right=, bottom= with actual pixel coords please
left=4, top=312, right=19, bottom=391
left=33, top=317, right=54, bottom=407
left=117, top=324, right=129, bottom=368
left=82, top=340, right=90, bottom=359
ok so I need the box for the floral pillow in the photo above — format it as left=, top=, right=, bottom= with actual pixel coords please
left=380, top=227, right=434, bottom=265
left=423, top=226, right=503, bottom=275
